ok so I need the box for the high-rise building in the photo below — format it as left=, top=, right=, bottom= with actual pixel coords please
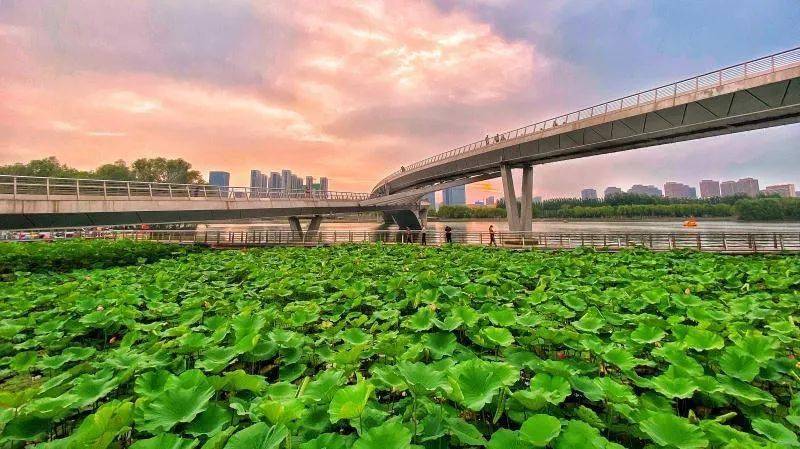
left=269, top=172, right=281, bottom=190
left=664, top=182, right=696, bottom=199
left=699, top=180, right=721, bottom=198
left=604, top=187, right=623, bottom=198
left=764, top=183, right=796, bottom=198
left=735, top=178, right=760, bottom=198
left=261, top=173, right=268, bottom=190
left=581, top=188, right=598, bottom=200
left=720, top=181, right=737, bottom=197
left=209, top=171, right=230, bottom=188
left=443, top=185, right=466, bottom=205
left=249, top=170, right=262, bottom=188
left=305, top=176, right=314, bottom=190
left=629, top=184, right=662, bottom=197
left=281, top=170, right=292, bottom=192
left=485, top=195, right=495, bottom=206
left=319, top=177, right=329, bottom=193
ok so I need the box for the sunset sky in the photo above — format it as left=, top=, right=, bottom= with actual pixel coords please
left=1, top=1, right=799, bottom=201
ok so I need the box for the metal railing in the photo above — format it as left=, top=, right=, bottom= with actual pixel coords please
left=7, top=229, right=800, bottom=253
left=0, top=175, right=371, bottom=201
left=377, top=46, right=800, bottom=187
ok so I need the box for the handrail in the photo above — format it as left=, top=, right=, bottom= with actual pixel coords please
left=3, top=229, right=799, bottom=253
left=0, top=174, right=371, bottom=201
left=376, top=46, right=800, bottom=189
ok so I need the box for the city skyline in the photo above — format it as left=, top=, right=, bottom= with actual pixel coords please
left=1, top=2, right=798, bottom=202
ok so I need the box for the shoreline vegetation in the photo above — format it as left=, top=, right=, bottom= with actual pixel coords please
left=432, top=194, right=800, bottom=222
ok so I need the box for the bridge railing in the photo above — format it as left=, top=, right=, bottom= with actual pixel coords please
left=0, top=175, right=371, bottom=202
left=5, top=229, right=800, bottom=253
left=377, top=46, right=800, bottom=187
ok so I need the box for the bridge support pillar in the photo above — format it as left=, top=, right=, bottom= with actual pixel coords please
left=288, top=215, right=323, bottom=240
left=501, top=164, right=533, bottom=232
left=382, top=209, right=423, bottom=230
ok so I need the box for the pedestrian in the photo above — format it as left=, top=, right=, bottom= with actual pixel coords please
left=489, top=224, right=497, bottom=246
left=485, top=135, right=490, bottom=145
left=494, top=134, right=500, bottom=143
left=405, top=227, right=412, bottom=244
left=445, top=225, right=453, bottom=244
left=420, top=225, right=427, bottom=245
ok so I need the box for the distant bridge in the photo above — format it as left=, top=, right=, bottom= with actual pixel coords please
left=373, top=47, right=800, bottom=231
left=2, top=47, right=799, bottom=231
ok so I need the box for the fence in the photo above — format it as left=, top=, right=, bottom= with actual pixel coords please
left=7, top=229, right=800, bottom=253
left=378, top=46, right=800, bottom=185
left=0, top=175, right=371, bottom=201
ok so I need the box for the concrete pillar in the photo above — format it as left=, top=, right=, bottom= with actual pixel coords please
left=500, top=164, right=521, bottom=231
left=288, top=216, right=303, bottom=239
left=307, top=215, right=323, bottom=235
left=520, top=165, right=534, bottom=232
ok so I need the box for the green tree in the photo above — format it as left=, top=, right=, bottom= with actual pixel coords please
left=0, top=157, right=90, bottom=178
left=94, top=160, right=133, bottom=180
left=130, top=158, right=204, bottom=184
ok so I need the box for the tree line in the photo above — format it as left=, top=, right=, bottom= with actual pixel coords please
left=0, top=157, right=205, bottom=184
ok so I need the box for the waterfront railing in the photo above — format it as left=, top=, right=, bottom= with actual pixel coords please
left=5, top=229, right=800, bottom=253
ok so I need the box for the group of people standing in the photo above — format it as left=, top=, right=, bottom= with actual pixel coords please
left=399, top=224, right=497, bottom=246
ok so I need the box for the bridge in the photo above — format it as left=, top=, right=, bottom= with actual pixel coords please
left=1, top=47, right=799, bottom=231
left=372, top=46, right=800, bottom=231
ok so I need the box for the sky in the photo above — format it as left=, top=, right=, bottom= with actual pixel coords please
left=1, top=0, right=799, bottom=202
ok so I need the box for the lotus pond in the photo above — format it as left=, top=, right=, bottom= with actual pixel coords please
left=1, top=243, right=800, bottom=449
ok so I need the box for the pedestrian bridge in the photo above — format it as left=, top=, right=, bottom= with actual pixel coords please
left=2, top=47, right=800, bottom=231
left=0, top=176, right=418, bottom=230
left=373, top=47, right=800, bottom=230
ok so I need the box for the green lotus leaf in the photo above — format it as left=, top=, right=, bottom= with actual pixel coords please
left=560, top=293, right=587, bottom=311
left=257, top=398, right=305, bottom=425
left=299, top=433, right=351, bottom=449
left=639, top=413, right=708, bottom=448
left=718, top=376, right=777, bottom=407
left=487, top=429, right=533, bottom=449
left=751, top=419, right=800, bottom=446
left=630, top=324, right=666, bottom=344
left=449, top=358, right=519, bottom=411
left=446, top=417, right=487, bottom=446
left=63, top=400, right=133, bottom=449
left=553, top=420, right=620, bottom=449
left=487, top=308, right=517, bottom=326
left=450, top=306, right=481, bottom=327
left=186, top=402, right=232, bottom=437
left=136, top=369, right=215, bottom=433
left=129, top=434, right=198, bottom=449
left=732, top=332, right=779, bottom=363
left=603, top=347, right=652, bottom=371
left=10, top=351, right=37, bottom=371
left=530, top=373, right=571, bottom=405
left=480, top=327, right=515, bottom=347
left=341, top=328, right=371, bottom=346
left=684, top=328, right=725, bottom=351
left=593, top=377, right=637, bottom=404
left=219, top=370, right=266, bottom=393
left=71, top=369, right=122, bottom=407
left=397, top=361, right=447, bottom=395
left=304, top=370, right=345, bottom=403
left=423, top=332, right=457, bottom=359
left=573, top=308, right=606, bottom=333
left=352, top=419, right=412, bottom=449
left=520, top=414, right=562, bottom=447
left=195, top=347, right=239, bottom=373
left=404, top=308, right=435, bottom=331
left=650, top=366, right=699, bottom=399
left=719, top=347, right=760, bottom=382
left=223, top=423, right=288, bottom=449
left=652, top=343, right=705, bottom=377
left=328, top=379, right=374, bottom=422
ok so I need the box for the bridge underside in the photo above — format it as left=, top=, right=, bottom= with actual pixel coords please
left=379, top=72, right=800, bottom=196
left=0, top=198, right=410, bottom=229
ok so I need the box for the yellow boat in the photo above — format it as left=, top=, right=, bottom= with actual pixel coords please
left=683, top=218, right=698, bottom=227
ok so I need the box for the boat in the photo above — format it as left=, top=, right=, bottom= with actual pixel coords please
left=683, top=218, right=698, bottom=227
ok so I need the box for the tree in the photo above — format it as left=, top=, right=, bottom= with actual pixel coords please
left=0, top=157, right=89, bottom=178
left=130, top=158, right=204, bottom=184
left=94, top=160, right=133, bottom=180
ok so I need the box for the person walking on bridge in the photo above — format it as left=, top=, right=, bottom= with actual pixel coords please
left=489, top=225, right=497, bottom=247
left=485, top=135, right=490, bottom=145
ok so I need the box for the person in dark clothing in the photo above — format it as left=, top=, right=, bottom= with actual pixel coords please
left=489, top=224, right=497, bottom=246
left=404, top=227, right=412, bottom=244
left=444, top=225, right=453, bottom=244
left=420, top=225, right=427, bottom=245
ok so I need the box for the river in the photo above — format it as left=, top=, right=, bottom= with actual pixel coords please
left=200, top=219, right=800, bottom=234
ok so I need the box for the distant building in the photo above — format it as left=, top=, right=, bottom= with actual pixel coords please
left=735, top=178, right=760, bottom=197
left=422, top=192, right=436, bottom=209
left=485, top=195, right=495, bottom=206
left=580, top=188, right=598, bottom=201
left=269, top=172, right=281, bottom=190
left=249, top=170, right=262, bottom=188
left=720, top=181, right=737, bottom=197
left=281, top=170, right=292, bottom=192
left=443, top=185, right=466, bottom=205
left=319, top=177, right=329, bottom=193
left=604, top=187, right=623, bottom=198
left=209, top=171, right=230, bottom=188
left=305, top=176, right=314, bottom=191
left=764, top=183, right=796, bottom=198
left=699, top=180, right=721, bottom=198
left=664, top=182, right=696, bottom=199
left=629, top=184, right=662, bottom=197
